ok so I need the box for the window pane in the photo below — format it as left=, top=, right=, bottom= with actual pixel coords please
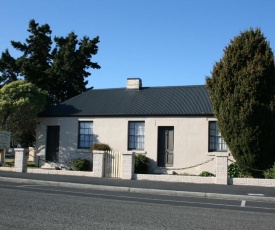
left=128, top=121, right=145, bottom=150
left=80, top=123, right=85, bottom=129
left=129, top=128, right=135, bottom=135
left=209, top=121, right=227, bottom=151
left=79, top=121, right=93, bottom=149
left=210, top=129, right=216, bottom=136
left=209, top=122, right=216, bottom=129
left=129, top=123, right=135, bottom=129
left=88, top=123, right=93, bottom=129
left=209, top=143, right=215, bottom=150
left=129, top=143, right=134, bottom=149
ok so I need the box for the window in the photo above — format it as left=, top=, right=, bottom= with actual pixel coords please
left=78, top=121, right=93, bottom=149
left=209, top=121, right=227, bottom=151
left=128, top=121, right=145, bottom=150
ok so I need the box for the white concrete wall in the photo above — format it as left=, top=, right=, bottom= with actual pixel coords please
left=2, top=165, right=275, bottom=187
left=134, top=174, right=216, bottom=184
left=36, top=117, right=91, bottom=164
left=36, top=116, right=231, bottom=174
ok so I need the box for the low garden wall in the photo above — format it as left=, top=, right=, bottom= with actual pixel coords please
left=2, top=166, right=275, bottom=187
left=134, top=174, right=215, bottom=184
left=0, top=167, right=15, bottom=172
left=27, top=168, right=94, bottom=177
left=229, top=178, right=275, bottom=187
left=1, top=148, right=275, bottom=187
left=0, top=167, right=94, bottom=176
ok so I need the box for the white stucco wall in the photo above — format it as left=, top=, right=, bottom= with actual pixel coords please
left=36, top=116, right=232, bottom=175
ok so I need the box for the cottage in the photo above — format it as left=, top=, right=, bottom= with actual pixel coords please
left=35, top=78, right=228, bottom=175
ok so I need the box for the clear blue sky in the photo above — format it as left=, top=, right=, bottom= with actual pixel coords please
left=1, top=0, right=275, bottom=89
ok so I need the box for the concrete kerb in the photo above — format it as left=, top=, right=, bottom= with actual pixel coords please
left=1, top=176, right=275, bottom=203
left=129, top=187, right=206, bottom=198
left=0, top=177, right=130, bottom=193
left=129, top=188, right=275, bottom=202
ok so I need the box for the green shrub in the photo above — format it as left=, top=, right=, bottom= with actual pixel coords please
left=228, top=162, right=244, bottom=178
left=264, top=163, right=275, bottom=179
left=135, top=154, right=149, bottom=174
left=72, top=158, right=90, bottom=171
left=199, top=171, right=215, bottom=177
left=92, top=143, right=111, bottom=151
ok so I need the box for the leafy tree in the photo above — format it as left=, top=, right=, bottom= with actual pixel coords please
left=0, top=80, right=47, bottom=146
left=0, top=19, right=100, bottom=106
left=206, top=28, right=275, bottom=177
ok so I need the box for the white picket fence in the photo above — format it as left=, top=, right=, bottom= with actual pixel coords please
left=104, top=151, right=122, bottom=178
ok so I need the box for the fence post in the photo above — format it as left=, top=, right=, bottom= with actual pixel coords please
left=28, top=147, right=36, bottom=162
left=215, top=152, right=229, bottom=185
left=93, top=150, right=105, bottom=177
left=121, top=152, right=135, bottom=180
left=14, top=148, right=28, bottom=172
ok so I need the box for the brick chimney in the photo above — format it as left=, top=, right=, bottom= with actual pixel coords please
left=126, top=78, right=142, bottom=90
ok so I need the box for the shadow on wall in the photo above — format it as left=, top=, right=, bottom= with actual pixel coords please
left=57, top=134, right=100, bottom=166
left=36, top=116, right=99, bottom=168
left=36, top=104, right=83, bottom=161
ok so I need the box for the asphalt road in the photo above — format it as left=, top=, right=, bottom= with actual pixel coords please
left=1, top=171, right=275, bottom=201
left=0, top=181, right=274, bottom=230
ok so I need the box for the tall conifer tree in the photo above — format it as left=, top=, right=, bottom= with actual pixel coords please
left=206, top=28, right=275, bottom=176
left=0, top=19, right=100, bottom=107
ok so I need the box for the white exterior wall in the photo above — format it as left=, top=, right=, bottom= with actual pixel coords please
left=36, top=116, right=231, bottom=175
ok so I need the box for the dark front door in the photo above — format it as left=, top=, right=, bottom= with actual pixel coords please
left=157, top=126, right=174, bottom=167
left=46, top=126, right=60, bottom=162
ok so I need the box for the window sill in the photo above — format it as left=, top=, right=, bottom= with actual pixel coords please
left=207, top=151, right=229, bottom=157
left=128, top=150, right=147, bottom=155
left=76, top=149, right=91, bottom=153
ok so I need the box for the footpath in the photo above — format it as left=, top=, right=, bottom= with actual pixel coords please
left=0, top=171, right=275, bottom=202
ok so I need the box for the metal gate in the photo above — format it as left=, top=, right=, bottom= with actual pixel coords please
left=105, top=151, right=122, bottom=178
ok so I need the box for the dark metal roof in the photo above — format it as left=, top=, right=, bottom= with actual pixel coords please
left=39, top=85, right=214, bottom=117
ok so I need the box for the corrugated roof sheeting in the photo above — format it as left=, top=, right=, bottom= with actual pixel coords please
left=39, top=85, right=214, bottom=117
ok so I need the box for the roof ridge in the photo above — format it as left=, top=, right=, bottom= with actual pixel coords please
left=90, top=84, right=206, bottom=91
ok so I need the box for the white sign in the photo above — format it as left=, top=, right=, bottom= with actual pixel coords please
left=0, top=131, right=11, bottom=149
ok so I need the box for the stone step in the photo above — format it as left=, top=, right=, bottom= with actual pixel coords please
left=41, top=163, right=56, bottom=169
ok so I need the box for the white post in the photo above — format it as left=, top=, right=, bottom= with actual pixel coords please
left=14, top=148, right=28, bottom=172
left=215, top=152, right=229, bottom=185
left=28, top=147, right=36, bottom=162
left=93, top=150, right=105, bottom=177
left=121, top=152, right=134, bottom=180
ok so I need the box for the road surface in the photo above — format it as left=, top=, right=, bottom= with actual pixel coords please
left=0, top=181, right=274, bottom=229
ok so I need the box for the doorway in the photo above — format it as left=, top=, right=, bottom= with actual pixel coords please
left=46, top=126, right=60, bottom=162
left=157, top=126, right=174, bottom=167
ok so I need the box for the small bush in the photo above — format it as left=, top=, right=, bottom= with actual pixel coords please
left=264, top=163, right=275, bottom=179
left=92, top=143, right=111, bottom=151
left=135, top=154, right=149, bottom=174
left=228, top=162, right=244, bottom=178
left=199, top=171, right=215, bottom=177
left=72, top=158, right=90, bottom=171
